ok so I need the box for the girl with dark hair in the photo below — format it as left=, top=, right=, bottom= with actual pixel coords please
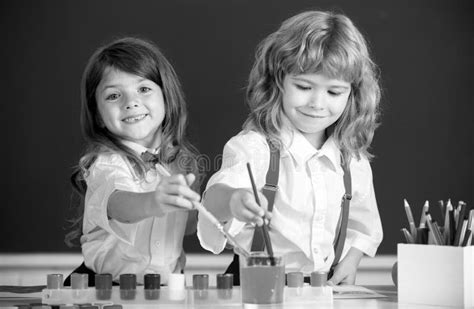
left=65, top=37, right=201, bottom=285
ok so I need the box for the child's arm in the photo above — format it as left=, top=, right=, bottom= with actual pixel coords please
left=328, top=160, right=382, bottom=285
left=204, top=183, right=269, bottom=226
left=327, top=247, right=364, bottom=285
left=108, top=173, right=200, bottom=223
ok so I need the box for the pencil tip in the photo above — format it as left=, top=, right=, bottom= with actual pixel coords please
left=404, top=199, right=409, bottom=206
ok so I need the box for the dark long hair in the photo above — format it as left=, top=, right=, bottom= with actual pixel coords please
left=65, top=37, right=200, bottom=247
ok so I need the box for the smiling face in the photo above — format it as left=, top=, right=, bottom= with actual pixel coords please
left=95, top=67, right=165, bottom=149
left=281, top=73, right=351, bottom=148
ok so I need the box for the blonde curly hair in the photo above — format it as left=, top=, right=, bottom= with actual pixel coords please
left=244, top=11, right=381, bottom=163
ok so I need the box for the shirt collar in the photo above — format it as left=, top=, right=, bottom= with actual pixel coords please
left=319, top=136, right=343, bottom=173
left=120, top=140, right=159, bottom=156
left=280, top=125, right=342, bottom=173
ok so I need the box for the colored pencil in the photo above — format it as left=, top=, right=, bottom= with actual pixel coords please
left=461, top=229, right=472, bottom=247
left=437, top=200, right=445, bottom=222
left=443, top=202, right=451, bottom=243
left=419, top=200, right=429, bottom=228
left=432, top=221, right=444, bottom=245
left=400, top=228, right=414, bottom=244
left=453, top=203, right=467, bottom=246
left=456, top=220, right=468, bottom=247
left=404, top=199, right=416, bottom=236
left=467, top=210, right=474, bottom=246
left=448, top=208, right=456, bottom=245
left=425, top=214, right=442, bottom=245
left=456, top=202, right=467, bottom=229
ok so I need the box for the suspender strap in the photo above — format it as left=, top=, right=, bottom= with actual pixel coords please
left=331, top=161, right=352, bottom=269
left=250, top=140, right=280, bottom=252
left=248, top=139, right=352, bottom=269
left=262, top=141, right=280, bottom=212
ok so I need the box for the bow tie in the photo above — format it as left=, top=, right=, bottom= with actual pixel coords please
left=141, top=151, right=160, bottom=165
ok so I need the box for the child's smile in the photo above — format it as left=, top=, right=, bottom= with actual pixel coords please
left=297, top=110, right=327, bottom=118
left=122, top=113, right=148, bottom=123
left=95, top=67, right=165, bottom=149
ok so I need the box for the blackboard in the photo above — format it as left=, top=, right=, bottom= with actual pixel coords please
left=1, top=0, right=472, bottom=254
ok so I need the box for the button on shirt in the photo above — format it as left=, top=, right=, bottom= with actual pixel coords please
left=81, top=141, right=188, bottom=284
left=197, top=130, right=383, bottom=274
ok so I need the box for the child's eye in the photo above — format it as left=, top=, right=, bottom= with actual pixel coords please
left=139, top=86, right=152, bottom=93
left=105, top=93, right=120, bottom=101
left=295, top=84, right=311, bottom=91
left=328, top=90, right=342, bottom=96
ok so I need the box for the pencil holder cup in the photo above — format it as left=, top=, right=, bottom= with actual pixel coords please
left=239, top=252, right=285, bottom=306
left=398, top=244, right=474, bottom=308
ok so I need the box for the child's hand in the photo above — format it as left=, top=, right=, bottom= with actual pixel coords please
left=154, top=173, right=201, bottom=213
left=229, top=188, right=271, bottom=226
left=327, top=260, right=357, bottom=285
left=327, top=247, right=363, bottom=285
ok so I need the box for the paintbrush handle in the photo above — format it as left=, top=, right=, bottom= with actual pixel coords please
left=246, top=163, right=274, bottom=256
left=192, top=201, right=250, bottom=258
left=260, top=224, right=274, bottom=256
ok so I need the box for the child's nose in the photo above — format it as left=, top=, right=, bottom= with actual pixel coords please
left=124, top=94, right=140, bottom=109
left=125, top=102, right=139, bottom=109
left=308, top=91, right=324, bottom=108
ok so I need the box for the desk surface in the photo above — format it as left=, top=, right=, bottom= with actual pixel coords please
left=0, top=285, right=459, bottom=309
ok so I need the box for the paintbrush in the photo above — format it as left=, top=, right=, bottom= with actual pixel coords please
left=192, top=201, right=250, bottom=258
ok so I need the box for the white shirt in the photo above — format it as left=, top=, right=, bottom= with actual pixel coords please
left=81, top=141, right=188, bottom=284
left=197, top=129, right=383, bottom=274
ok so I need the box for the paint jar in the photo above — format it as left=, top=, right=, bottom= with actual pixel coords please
left=286, top=271, right=304, bottom=297
left=144, top=273, right=160, bottom=300
left=71, top=273, right=88, bottom=300
left=45, top=273, right=63, bottom=302
left=168, top=273, right=186, bottom=301
left=216, top=273, right=233, bottom=299
left=95, top=273, right=112, bottom=300
left=240, top=252, right=285, bottom=306
left=119, top=274, right=136, bottom=300
left=310, top=271, right=328, bottom=287
left=192, top=274, right=209, bottom=300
